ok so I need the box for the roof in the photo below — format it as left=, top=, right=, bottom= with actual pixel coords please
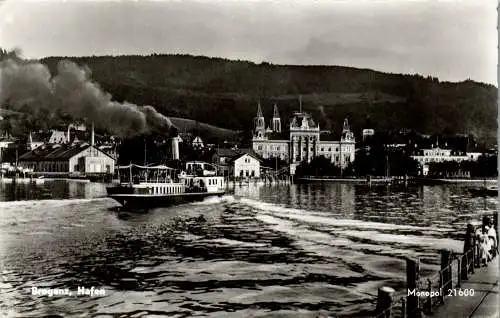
left=215, top=147, right=260, bottom=161
left=19, top=143, right=115, bottom=161
left=228, top=151, right=262, bottom=163
left=290, top=112, right=317, bottom=129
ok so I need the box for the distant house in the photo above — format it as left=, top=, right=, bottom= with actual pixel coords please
left=229, top=153, right=261, bottom=179
left=0, top=136, right=16, bottom=150
left=19, top=143, right=115, bottom=176
left=48, top=130, right=69, bottom=144
left=27, top=132, right=50, bottom=151
left=362, top=129, right=375, bottom=141
left=192, top=136, right=204, bottom=148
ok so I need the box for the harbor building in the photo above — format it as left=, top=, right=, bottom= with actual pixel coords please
left=212, top=147, right=258, bottom=178
left=229, top=153, right=261, bottom=179
left=251, top=101, right=355, bottom=170
left=18, top=126, right=115, bottom=177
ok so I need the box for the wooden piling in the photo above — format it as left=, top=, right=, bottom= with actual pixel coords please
left=401, top=298, right=406, bottom=318
left=375, top=286, right=395, bottom=317
left=406, top=257, right=420, bottom=317
left=440, top=250, right=452, bottom=293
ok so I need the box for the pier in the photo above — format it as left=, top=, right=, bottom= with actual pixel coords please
left=372, top=217, right=498, bottom=318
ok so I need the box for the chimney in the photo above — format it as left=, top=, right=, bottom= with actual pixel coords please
left=67, top=125, right=71, bottom=143
left=91, top=122, right=95, bottom=147
left=171, top=136, right=179, bottom=160
left=27, top=131, right=33, bottom=151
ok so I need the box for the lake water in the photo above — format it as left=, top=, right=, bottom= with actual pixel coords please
left=0, top=180, right=497, bottom=317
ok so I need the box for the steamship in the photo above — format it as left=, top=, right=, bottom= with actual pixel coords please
left=106, top=161, right=226, bottom=208
left=106, top=137, right=225, bottom=208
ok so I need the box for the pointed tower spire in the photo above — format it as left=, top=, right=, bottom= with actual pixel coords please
left=272, top=103, right=281, bottom=133
left=254, top=101, right=265, bottom=133
left=342, top=118, right=350, bottom=133
left=256, top=101, right=263, bottom=118
left=273, top=103, right=280, bottom=118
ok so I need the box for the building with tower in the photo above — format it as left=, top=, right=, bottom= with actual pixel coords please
left=251, top=99, right=356, bottom=172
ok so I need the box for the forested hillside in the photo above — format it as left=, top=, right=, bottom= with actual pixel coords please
left=38, top=54, right=497, bottom=145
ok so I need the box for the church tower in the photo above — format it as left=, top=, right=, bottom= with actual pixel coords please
left=272, top=103, right=281, bottom=133
left=254, top=101, right=266, bottom=138
left=341, top=118, right=354, bottom=142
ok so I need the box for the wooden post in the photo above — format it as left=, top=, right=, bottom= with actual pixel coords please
left=406, top=258, right=420, bottom=317
left=471, top=247, right=475, bottom=274
left=401, top=298, right=406, bottom=318
left=425, top=279, right=432, bottom=314
left=375, top=286, right=395, bottom=317
left=457, top=257, right=462, bottom=287
left=440, top=250, right=452, bottom=293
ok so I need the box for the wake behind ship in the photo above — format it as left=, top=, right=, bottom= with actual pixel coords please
left=106, top=161, right=225, bottom=208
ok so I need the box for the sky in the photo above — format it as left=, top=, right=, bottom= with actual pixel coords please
left=0, top=0, right=497, bottom=85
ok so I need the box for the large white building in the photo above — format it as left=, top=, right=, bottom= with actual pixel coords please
left=251, top=102, right=355, bottom=170
left=411, top=146, right=484, bottom=176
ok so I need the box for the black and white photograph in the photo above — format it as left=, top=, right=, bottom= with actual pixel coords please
left=0, top=0, right=498, bottom=317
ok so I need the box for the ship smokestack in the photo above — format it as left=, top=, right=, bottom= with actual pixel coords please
left=171, top=136, right=179, bottom=160
left=91, top=122, right=95, bottom=146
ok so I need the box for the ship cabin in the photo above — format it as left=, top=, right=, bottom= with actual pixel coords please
left=114, top=161, right=225, bottom=195
left=182, top=161, right=225, bottom=193
left=116, top=163, right=185, bottom=195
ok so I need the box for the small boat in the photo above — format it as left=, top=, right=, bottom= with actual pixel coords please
left=469, top=185, right=498, bottom=197
left=106, top=161, right=226, bottom=209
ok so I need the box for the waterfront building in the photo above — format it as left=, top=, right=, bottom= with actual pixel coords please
left=19, top=143, right=115, bottom=176
left=229, top=152, right=261, bottom=179
left=19, top=126, right=115, bottom=176
left=212, top=147, right=257, bottom=177
left=251, top=101, right=355, bottom=170
left=411, top=146, right=485, bottom=176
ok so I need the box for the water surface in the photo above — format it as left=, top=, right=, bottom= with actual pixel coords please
left=0, top=180, right=496, bottom=317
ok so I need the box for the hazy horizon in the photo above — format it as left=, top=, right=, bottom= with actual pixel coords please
left=0, top=0, right=497, bottom=85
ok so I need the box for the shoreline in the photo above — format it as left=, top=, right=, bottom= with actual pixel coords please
left=295, top=176, right=497, bottom=184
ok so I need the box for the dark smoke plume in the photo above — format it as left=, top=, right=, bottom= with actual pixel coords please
left=0, top=56, right=173, bottom=137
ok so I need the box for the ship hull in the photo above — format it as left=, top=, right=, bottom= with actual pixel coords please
left=106, top=187, right=226, bottom=208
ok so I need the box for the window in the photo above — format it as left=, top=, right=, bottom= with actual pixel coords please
left=321, top=148, right=324, bottom=152
left=328, top=148, right=331, bottom=152
left=258, top=146, right=262, bottom=150
left=246, top=170, right=249, bottom=177
left=251, top=170, right=255, bottom=177
left=277, top=146, right=280, bottom=151
left=336, top=147, right=339, bottom=152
